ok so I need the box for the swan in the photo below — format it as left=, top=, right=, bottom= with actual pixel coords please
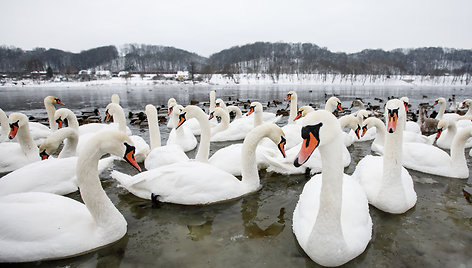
left=325, top=96, right=343, bottom=113
left=435, top=118, right=472, bottom=150
left=400, top=96, right=422, bottom=134
left=167, top=98, right=177, bottom=128
left=166, top=104, right=198, bottom=152
left=460, top=99, right=472, bottom=116
left=285, top=91, right=298, bottom=124
left=0, top=128, right=114, bottom=196
left=105, top=103, right=150, bottom=162
left=247, top=101, right=282, bottom=126
left=351, top=99, right=417, bottom=213
left=348, top=110, right=376, bottom=142
left=0, top=113, right=40, bottom=173
left=44, top=95, right=65, bottom=131
left=227, top=105, right=243, bottom=119
left=402, top=126, right=472, bottom=179
left=433, top=97, right=459, bottom=120
left=0, top=131, right=140, bottom=263
left=210, top=107, right=254, bottom=142
left=111, top=124, right=286, bottom=205
left=111, top=93, right=120, bottom=104
left=144, top=104, right=189, bottom=170
left=292, top=109, right=372, bottom=267
left=209, top=90, right=216, bottom=112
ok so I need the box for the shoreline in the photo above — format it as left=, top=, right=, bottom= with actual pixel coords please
left=1, top=73, right=471, bottom=88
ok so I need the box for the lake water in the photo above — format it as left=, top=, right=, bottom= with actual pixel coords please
left=0, top=84, right=471, bottom=267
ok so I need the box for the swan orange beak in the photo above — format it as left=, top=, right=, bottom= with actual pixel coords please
left=55, top=98, right=65, bottom=105
left=247, top=106, right=255, bottom=116
left=285, top=94, right=291, bottom=101
left=56, top=118, right=63, bottom=129
left=209, top=112, right=214, bottom=120
left=168, top=106, right=173, bottom=115
left=278, top=136, right=286, bottom=158
left=294, top=124, right=322, bottom=167
left=354, top=125, right=361, bottom=139
left=124, top=143, right=141, bottom=172
left=104, top=110, right=111, bottom=122
left=294, top=110, right=303, bottom=121
left=40, top=149, right=49, bottom=160
left=403, top=102, right=409, bottom=112
left=432, top=101, right=438, bottom=107
left=362, top=125, right=368, bottom=137
left=216, top=103, right=220, bottom=107
left=387, top=108, right=399, bottom=133
left=337, top=102, right=343, bottom=112
left=176, top=112, right=187, bottom=129
left=435, top=128, right=443, bottom=142
left=461, top=102, right=467, bottom=109
left=9, top=121, right=19, bottom=139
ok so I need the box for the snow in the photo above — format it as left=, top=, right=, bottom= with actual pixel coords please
left=0, top=73, right=470, bottom=88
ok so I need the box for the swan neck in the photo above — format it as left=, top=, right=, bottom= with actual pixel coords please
left=209, top=91, right=216, bottom=112
left=253, top=110, right=263, bottom=128
left=382, top=120, right=404, bottom=190
left=67, top=112, right=80, bottom=130
left=59, top=130, right=78, bottom=158
left=17, top=123, right=38, bottom=159
left=146, top=109, right=161, bottom=149
left=77, top=143, right=124, bottom=227
left=0, top=110, right=9, bottom=138
left=288, top=96, right=298, bottom=124
left=310, top=134, right=345, bottom=246
left=194, top=111, right=211, bottom=162
left=240, top=128, right=266, bottom=190
left=450, top=128, right=470, bottom=166
left=45, top=100, right=57, bottom=130
left=113, top=107, right=127, bottom=133
left=438, top=102, right=446, bottom=119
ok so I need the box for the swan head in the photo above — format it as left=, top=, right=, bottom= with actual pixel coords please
left=385, top=99, right=406, bottom=134
left=111, top=93, right=120, bottom=104
left=145, top=104, right=157, bottom=117
left=255, top=124, right=286, bottom=158
left=8, top=113, right=29, bottom=140
left=325, top=97, right=342, bottom=112
left=433, top=97, right=446, bottom=107
left=461, top=99, right=472, bottom=109
left=176, top=105, right=204, bottom=129
left=435, top=118, right=451, bottom=142
left=45, top=96, right=65, bottom=106
left=400, top=96, right=409, bottom=112
left=215, top=99, right=226, bottom=109
left=294, top=106, right=315, bottom=121
left=247, top=102, right=262, bottom=116
left=104, top=103, right=122, bottom=122
left=54, top=108, right=74, bottom=129
left=168, top=99, right=177, bottom=115
left=209, top=107, right=225, bottom=120
left=285, top=91, right=296, bottom=101
left=294, top=110, right=340, bottom=167
left=357, top=109, right=369, bottom=122
left=39, top=128, right=79, bottom=160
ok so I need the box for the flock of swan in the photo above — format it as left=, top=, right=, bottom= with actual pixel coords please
left=0, top=91, right=471, bottom=266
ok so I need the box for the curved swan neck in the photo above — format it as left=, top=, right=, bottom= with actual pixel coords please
left=253, top=109, right=263, bottom=128
left=44, top=98, right=58, bottom=131
left=227, top=106, right=242, bottom=119
left=240, top=126, right=269, bottom=189
left=58, top=128, right=78, bottom=158
left=310, top=130, right=345, bottom=248
left=189, top=107, right=211, bottom=162
left=437, top=100, right=446, bottom=120
left=209, top=91, right=216, bottom=112
left=288, top=94, right=298, bottom=124
left=146, top=105, right=161, bottom=149
left=64, top=110, right=79, bottom=130
left=17, top=121, right=38, bottom=159
left=110, top=104, right=127, bottom=133
left=77, top=140, right=124, bottom=227
left=450, top=127, right=472, bottom=167
left=211, top=109, right=230, bottom=135
left=0, top=109, right=9, bottom=138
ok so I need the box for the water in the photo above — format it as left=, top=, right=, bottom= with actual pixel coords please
left=0, top=84, right=471, bottom=267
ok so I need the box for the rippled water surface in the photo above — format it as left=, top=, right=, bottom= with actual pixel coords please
left=0, top=84, right=471, bottom=267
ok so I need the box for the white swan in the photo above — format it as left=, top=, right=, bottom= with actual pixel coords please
left=44, top=95, right=65, bottom=131
left=433, top=97, right=459, bottom=120
left=0, top=113, right=40, bottom=173
left=111, top=93, right=120, bottom=104
left=227, top=105, right=243, bottom=119
left=292, top=109, right=372, bottom=267
left=325, top=96, right=343, bottom=113
left=0, top=131, right=141, bottom=263
left=105, top=103, right=150, bottom=162
left=210, top=107, right=255, bottom=142
left=348, top=110, right=376, bottom=142
left=285, top=90, right=298, bottom=124
left=435, top=118, right=472, bottom=150
left=400, top=96, right=422, bottom=134
left=0, top=128, right=114, bottom=196
left=111, top=124, right=286, bottom=205
left=165, top=104, right=197, bottom=152
left=351, top=99, right=417, bottom=213
left=167, top=98, right=177, bottom=128
left=460, top=99, right=472, bottom=116
left=144, top=104, right=189, bottom=170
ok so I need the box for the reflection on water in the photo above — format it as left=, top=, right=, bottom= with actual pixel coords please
left=0, top=84, right=471, bottom=267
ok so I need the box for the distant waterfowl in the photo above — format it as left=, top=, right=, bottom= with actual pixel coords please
left=292, top=109, right=372, bottom=266
left=0, top=131, right=140, bottom=263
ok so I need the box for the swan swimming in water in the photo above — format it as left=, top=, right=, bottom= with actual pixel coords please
left=292, top=109, right=372, bottom=267
left=0, top=130, right=141, bottom=263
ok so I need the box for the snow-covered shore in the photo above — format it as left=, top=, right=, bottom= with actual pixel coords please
left=1, top=73, right=470, bottom=88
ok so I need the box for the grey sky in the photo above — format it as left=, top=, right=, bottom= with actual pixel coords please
left=1, top=0, right=471, bottom=57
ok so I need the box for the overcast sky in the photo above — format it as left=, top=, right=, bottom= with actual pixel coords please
left=1, top=0, right=471, bottom=57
